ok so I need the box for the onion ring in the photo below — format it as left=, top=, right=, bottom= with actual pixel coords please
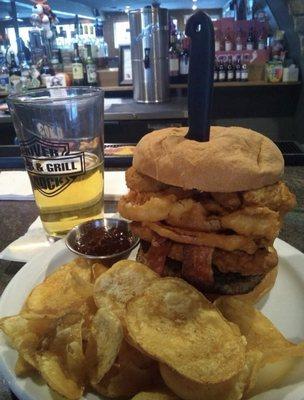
left=144, top=222, right=258, bottom=254
left=118, top=191, right=177, bottom=222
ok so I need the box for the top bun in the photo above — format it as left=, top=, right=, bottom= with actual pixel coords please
left=132, top=126, right=284, bottom=192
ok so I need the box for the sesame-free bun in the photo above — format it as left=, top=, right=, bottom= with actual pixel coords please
left=133, top=126, right=284, bottom=192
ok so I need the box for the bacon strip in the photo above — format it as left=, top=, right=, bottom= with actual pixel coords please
left=182, top=245, right=214, bottom=287
left=144, top=237, right=172, bottom=276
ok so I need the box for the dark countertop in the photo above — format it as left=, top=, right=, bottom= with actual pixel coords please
left=1, top=97, right=189, bottom=123
left=0, top=80, right=302, bottom=124
left=0, top=166, right=303, bottom=399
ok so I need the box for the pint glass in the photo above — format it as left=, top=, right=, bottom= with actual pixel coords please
left=7, top=87, right=104, bottom=239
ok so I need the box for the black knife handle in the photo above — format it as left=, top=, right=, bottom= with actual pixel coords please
left=185, top=11, right=215, bottom=142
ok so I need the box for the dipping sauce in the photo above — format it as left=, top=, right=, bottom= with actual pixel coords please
left=74, top=226, right=133, bottom=256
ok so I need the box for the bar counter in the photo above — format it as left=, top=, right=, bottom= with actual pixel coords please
left=0, top=81, right=301, bottom=123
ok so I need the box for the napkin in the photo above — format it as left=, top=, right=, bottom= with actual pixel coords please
left=0, top=217, right=50, bottom=263
left=0, top=170, right=128, bottom=201
left=0, top=212, right=119, bottom=263
left=0, top=171, right=34, bottom=200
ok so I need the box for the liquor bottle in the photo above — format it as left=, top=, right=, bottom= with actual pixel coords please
left=257, top=29, right=266, bottom=50
left=19, top=52, right=31, bottom=90
left=72, top=43, right=84, bottom=86
left=40, top=54, right=55, bottom=86
left=169, top=31, right=180, bottom=80
left=235, top=55, right=242, bottom=81
left=0, top=51, right=9, bottom=94
left=85, top=44, right=97, bottom=86
left=9, top=52, right=21, bottom=89
left=246, top=27, right=255, bottom=50
left=226, top=55, right=235, bottom=81
left=214, top=27, right=221, bottom=52
left=235, top=29, right=243, bottom=51
left=224, top=28, right=233, bottom=52
left=179, top=38, right=189, bottom=80
left=214, top=58, right=219, bottom=82
left=241, top=55, right=249, bottom=81
left=93, top=23, right=109, bottom=69
left=51, top=49, right=63, bottom=74
left=28, top=63, right=41, bottom=89
left=218, top=57, right=226, bottom=82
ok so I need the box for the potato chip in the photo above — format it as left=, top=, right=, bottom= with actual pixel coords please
left=0, top=315, right=54, bottom=367
left=215, top=297, right=304, bottom=397
left=85, top=307, right=123, bottom=385
left=15, top=355, right=35, bottom=376
left=92, top=262, right=109, bottom=282
left=93, top=340, right=160, bottom=398
left=247, top=357, right=300, bottom=397
left=23, top=258, right=93, bottom=318
left=94, top=260, right=158, bottom=319
left=215, top=297, right=304, bottom=363
left=126, top=278, right=246, bottom=384
left=160, top=350, right=262, bottom=400
left=36, top=351, right=83, bottom=400
left=47, top=313, right=85, bottom=384
left=132, top=388, right=180, bottom=400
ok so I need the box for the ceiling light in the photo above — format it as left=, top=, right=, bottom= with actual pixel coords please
left=192, top=4, right=198, bottom=10
left=4, top=16, right=11, bottom=19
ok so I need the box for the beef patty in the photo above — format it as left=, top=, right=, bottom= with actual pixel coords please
left=137, top=241, right=265, bottom=295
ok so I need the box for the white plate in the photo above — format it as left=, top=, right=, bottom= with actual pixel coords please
left=1, top=238, right=304, bottom=400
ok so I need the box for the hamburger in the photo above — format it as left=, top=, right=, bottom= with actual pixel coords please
left=118, top=126, right=296, bottom=302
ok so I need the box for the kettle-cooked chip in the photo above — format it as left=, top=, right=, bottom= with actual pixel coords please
left=47, top=313, right=86, bottom=384
left=215, top=297, right=304, bottom=396
left=160, top=349, right=262, bottom=400
left=94, top=260, right=158, bottom=319
left=132, top=388, right=180, bottom=400
left=93, top=340, right=159, bottom=398
left=126, top=278, right=246, bottom=384
left=15, top=355, right=36, bottom=376
left=215, top=297, right=304, bottom=363
left=0, top=315, right=54, bottom=368
left=36, top=352, right=83, bottom=400
left=23, top=258, right=93, bottom=318
left=85, top=307, right=123, bottom=385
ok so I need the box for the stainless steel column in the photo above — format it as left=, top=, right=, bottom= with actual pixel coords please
left=129, top=6, right=169, bottom=103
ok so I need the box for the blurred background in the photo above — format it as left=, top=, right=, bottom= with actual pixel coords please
left=0, top=0, right=303, bottom=165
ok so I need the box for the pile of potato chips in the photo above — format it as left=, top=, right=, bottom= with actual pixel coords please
left=1, top=257, right=304, bottom=400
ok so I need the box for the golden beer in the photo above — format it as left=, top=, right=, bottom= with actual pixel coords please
left=28, top=153, right=104, bottom=237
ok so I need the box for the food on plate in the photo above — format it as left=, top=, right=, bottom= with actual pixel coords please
left=85, top=307, right=123, bottom=385
left=159, top=350, right=262, bottom=400
left=73, top=225, right=134, bottom=257
left=118, top=126, right=296, bottom=301
left=93, top=340, right=159, bottom=398
left=125, top=277, right=246, bottom=384
left=21, top=258, right=94, bottom=318
left=1, top=259, right=304, bottom=400
left=14, top=355, right=35, bottom=376
left=94, top=259, right=158, bottom=320
left=132, top=387, right=180, bottom=399
left=215, top=297, right=304, bottom=397
left=0, top=314, right=55, bottom=368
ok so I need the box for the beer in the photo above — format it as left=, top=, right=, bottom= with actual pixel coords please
left=28, top=153, right=104, bottom=237
left=8, top=87, right=104, bottom=240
